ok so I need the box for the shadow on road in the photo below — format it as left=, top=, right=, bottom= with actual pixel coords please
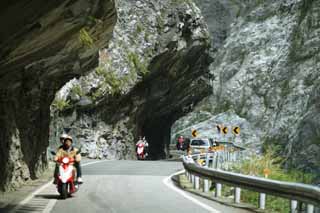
left=0, top=202, right=46, bottom=213
left=35, top=194, right=60, bottom=199
left=0, top=203, right=16, bottom=213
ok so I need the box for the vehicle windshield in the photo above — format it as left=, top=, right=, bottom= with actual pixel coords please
left=190, top=139, right=209, bottom=146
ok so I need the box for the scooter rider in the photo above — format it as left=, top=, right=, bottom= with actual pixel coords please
left=54, top=135, right=83, bottom=184
left=136, top=136, right=149, bottom=156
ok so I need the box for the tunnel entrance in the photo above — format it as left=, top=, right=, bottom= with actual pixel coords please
left=140, top=116, right=172, bottom=160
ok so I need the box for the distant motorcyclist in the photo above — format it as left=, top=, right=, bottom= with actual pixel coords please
left=176, top=135, right=185, bottom=150
left=136, top=136, right=149, bottom=157
left=53, top=134, right=83, bottom=184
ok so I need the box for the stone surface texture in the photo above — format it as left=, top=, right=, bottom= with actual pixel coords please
left=49, top=0, right=211, bottom=161
left=173, top=0, right=320, bottom=177
left=0, top=0, right=116, bottom=191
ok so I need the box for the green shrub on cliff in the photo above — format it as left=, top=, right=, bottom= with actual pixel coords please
left=127, top=52, right=149, bottom=76
left=70, top=84, right=84, bottom=97
left=79, top=28, right=94, bottom=47
left=95, top=66, right=124, bottom=95
left=51, top=98, right=70, bottom=112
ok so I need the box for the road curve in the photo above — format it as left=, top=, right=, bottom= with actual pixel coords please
left=15, top=160, right=251, bottom=213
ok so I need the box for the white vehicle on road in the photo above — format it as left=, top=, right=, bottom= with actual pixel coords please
left=189, top=138, right=215, bottom=153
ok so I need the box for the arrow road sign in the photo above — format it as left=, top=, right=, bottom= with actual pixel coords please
left=233, top=126, right=240, bottom=135
left=222, top=127, right=228, bottom=134
left=192, top=129, right=198, bottom=137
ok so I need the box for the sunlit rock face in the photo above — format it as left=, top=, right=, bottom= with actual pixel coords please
left=0, top=0, right=116, bottom=191
left=172, top=0, right=320, bottom=177
left=49, top=0, right=212, bottom=160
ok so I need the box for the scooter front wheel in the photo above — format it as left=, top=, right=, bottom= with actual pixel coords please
left=60, top=183, right=68, bottom=199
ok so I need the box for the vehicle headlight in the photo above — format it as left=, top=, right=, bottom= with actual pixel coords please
left=62, top=157, right=69, bottom=164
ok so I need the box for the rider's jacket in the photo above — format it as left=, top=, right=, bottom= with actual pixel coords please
left=56, top=146, right=79, bottom=160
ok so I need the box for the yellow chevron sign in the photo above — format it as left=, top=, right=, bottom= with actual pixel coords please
left=233, top=126, right=240, bottom=135
left=191, top=129, right=198, bottom=137
left=222, top=126, right=228, bottom=134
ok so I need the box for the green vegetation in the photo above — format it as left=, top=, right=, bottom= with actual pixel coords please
left=127, top=52, right=149, bottom=76
left=136, top=22, right=144, bottom=34
left=51, top=98, right=70, bottom=112
left=70, top=84, right=84, bottom=97
left=280, top=79, right=291, bottom=97
left=92, top=52, right=146, bottom=98
left=79, top=28, right=94, bottom=47
left=233, top=146, right=315, bottom=182
left=95, top=66, right=123, bottom=95
left=90, top=88, right=104, bottom=101
left=156, top=14, right=165, bottom=32
left=230, top=146, right=316, bottom=212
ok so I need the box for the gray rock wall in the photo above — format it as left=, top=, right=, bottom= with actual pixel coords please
left=0, top=0, right=116, bottom=191
left=49, top=0, right=212, bottom=160
left=173, top=0, right=320, bottom=177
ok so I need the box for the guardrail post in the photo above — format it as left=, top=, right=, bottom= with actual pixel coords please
left=186, top=171, right=190, bottom=181
left=290, top=200, right=297, bottom=213
left=191, top=174, right=195, bottom=184
left=212, top=152, right=217, bottom=169
left=203, top=179, right=209, bottom=193
left=215, top=183, right=222, bottom=197
left=205, top=153, right=210, bottom=167
left=216, top=153, right=220, bottom=169
left=259, top=193, right=266, bottom=209
left=234, top=187, right=241, bottom=203
left=307, top=204, right=314, bottom=213
left=194, top=176, right=200, bottom=190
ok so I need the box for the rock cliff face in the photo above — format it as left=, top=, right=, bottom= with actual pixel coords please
left=0, top=0, right=116, bottom=191
left=49, top=0, right=211, bottom=160
left=173, top=0, right=320, bottom=177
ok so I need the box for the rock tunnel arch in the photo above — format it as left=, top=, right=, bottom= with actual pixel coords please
left=132, top=45, right=212, bottom=160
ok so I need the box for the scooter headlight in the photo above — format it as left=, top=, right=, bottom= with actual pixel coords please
left=62, top=157, right=69, bottom=164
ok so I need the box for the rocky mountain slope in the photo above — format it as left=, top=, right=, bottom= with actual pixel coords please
left=49, top=0, right=211, bottom=160
left=173, top=0, right=320, bottom=177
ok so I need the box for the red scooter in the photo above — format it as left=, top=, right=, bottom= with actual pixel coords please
left=136, top=143, right=146, bottom=160
left=51, top=151, right=79, bottom=199
left=57, top=156, right=78, bottom=199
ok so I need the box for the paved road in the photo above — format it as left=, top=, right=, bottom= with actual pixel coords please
left=12, top=160, right=250, bottom=213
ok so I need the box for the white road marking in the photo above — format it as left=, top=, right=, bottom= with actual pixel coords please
left=42, top=200, right=57, bottom=213
left=10, top=160, right=110, bottom=213
left=163, top=170, right=221, bottom=213
left=82, top=160, right=110, bottom=167
left=10, top=181, right=53, bottom=212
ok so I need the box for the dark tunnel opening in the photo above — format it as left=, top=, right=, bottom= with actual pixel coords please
left=141, top=117, right=172, bottom=160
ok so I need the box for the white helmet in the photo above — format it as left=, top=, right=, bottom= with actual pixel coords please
left=60, top=133, right=69, bottom=143
left=63, top=135, right=73, bottom=143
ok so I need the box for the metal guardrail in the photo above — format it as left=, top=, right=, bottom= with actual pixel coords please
left=182, top=153, right=320, bottom=213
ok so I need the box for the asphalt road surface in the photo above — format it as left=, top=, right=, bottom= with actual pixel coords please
left=11, top=160, right=250, bottom=213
